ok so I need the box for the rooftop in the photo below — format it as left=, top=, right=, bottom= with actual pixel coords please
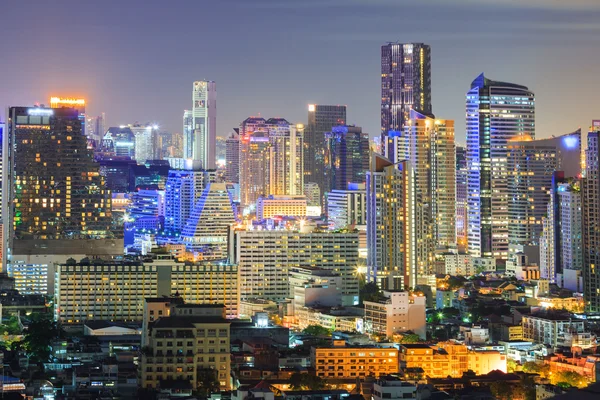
left=152, top=316, right=229, bottom=329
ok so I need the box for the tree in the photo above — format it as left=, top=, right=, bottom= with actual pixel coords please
left=22, top=314, right=63, bottom=365
left=290, top=373, right=325, bottom=390
left=522, top=361, right=550, bottom=378
left=552, top=370, right=587, bottom=388
left=196, top=368, right=220, bottom=396
left=396, top=333, right=424, bottom=344
left=359, top=281, right=381, bottom=304
left=302, top=325, right=332, bottom=337
left=490, top=381, right=513, bottom=400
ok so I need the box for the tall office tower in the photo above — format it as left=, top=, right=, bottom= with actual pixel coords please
left=466, top=74, right=535, bottom=259
left=327, top=184, right=366, bottom=230
left=268, top=120, right=304, bottom=196
left=102, top=126, right=136, bottom=158
left=507, top=131, right=581, bottom=254
left=303, top=182, right=321, bottom=207
left=540, top=173, right=582, bottom=289
left=163, top=168, right=212, bottom=234
left=189, top=80, right=217, bottom=169
left=239, top=117, right=271, bottom=211
left=181, top=183, right=236, bottom=259
left=183, top=109, right=193, bottom=158
left=366, top=154, right=414, bottom=290
left=225, top=131, right=239, bottom=183
left=381, top=42, right=432, bottom=160
left=0, top=123, right=4, bottom=267
left=2, top=107, right=120, bottom=273
left=50, top=97, right=86, bottom=136
left=583, top=121, right=600, bottom=312
left=130, top=124, right=161, bottom=164
left=456, top=146, right=468, bottom=249
left=389, top=111, right=455, bottom=272
left=325, top=125, right=370, bottom=192
left=232, top=226, right=360, bottom=305
left=305, top=104, right=346, bottom=196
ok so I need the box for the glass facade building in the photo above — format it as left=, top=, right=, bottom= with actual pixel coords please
left=324, top=125, right=369, bottom=192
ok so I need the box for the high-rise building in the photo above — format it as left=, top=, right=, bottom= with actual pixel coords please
left=325, top=125, right=370, bottom=192
left=305, top=104, right=346, bottom=196
left=507, top=131, right=581, bottom=253
left=0, top=122, right=3, bottom=267
left=327, top=184, right=366, bottom=230
left=366, top=154, right=414, bottom=290
left=268, top=120, right=304, bottom=196
left=102, top=126, right=136, bottom=158
left=540, top=174, right=582, bottom=290
left=583, top=121, right=600, bottom=312
left=225, top=131, right=239, bottom=183
left=456, top=146, right=468, bottom=250
left=466, top=74, right=535, bottom=259
left=239, top=118, right=271, bottom=212
left=50, top=97, right=86, bottom=136
left=381, top=42, right=432, bottom=160
left=187, top=81, right=217, bottom=169
left=231, top=225, right=360, bottom=305
left=180, top=183, right=236, bottom=259
left=131, top=124, right=161, bottom=164
left=303, top=182, right=321, bottom=207
left=163, top=168, right=214, bottom=234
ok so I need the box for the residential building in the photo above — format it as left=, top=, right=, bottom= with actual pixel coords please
left=187, top=80, right=217, bottom=170
left=231, top=225, right=359, bottom=306
left=583, top=121, right=600, bottom=312
left=268, top=121, right=304, bottom=197
left=311, top=340, right=399, bottom=378
left=381, top=42, right=432, bottom=161
left=363, top=291, right=426, bottom=339
left=441, top=252, right=473, bottom=276
left=305, top=104, right=347, bottom=196
left=466, top=74, right=535, bottom=259
left=366, top=154, right=414, bottom=290
left=294, top=307, right=361, bottom=333
left=324, top=125, right=369, bottom=192
left=327, top=184, right=366, bottom=230
left=131, top=124, right=161, bottom=164
left=163, top=168, right=213, bottom=234
left=180, top=183, right=236, bottom=259
left=226, top=131, right=240, bottom=183
left=456, top=145, right=468, bottom=249
left=522, top=314, right=585, bottom=347
left=303, top=182, right=321, bottom=207
left=140, top=304, right=231, bottom=390
left=372, top=376, right=417, bottom=400
left=257, top=195, right=307, bottom=220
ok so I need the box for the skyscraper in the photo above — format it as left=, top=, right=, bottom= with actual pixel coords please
left=466, top=74, right=535, bottom=259
left=225, top=131, right=240, bottom=183
left=324, top=125, right=370, bottom=192
left=583, top=121, right=600, bottom=312
left=268, top=120, right=304, bottom=196
left=188, top=80, right=216, bottom=169
left=327, top=184, right=366, bottom=230
left=131, top=124, right=161, bottom=164
left=239, top=117, right=271, bottom=212
left=381, top=42, right=432, bottom=160
left=305, top=104, right=346, bottom=197
left=456, top=146, right=468, bottom=250
left=50, top=97, right=86, bottom=136
left=366, top=154, right=414, bottom=290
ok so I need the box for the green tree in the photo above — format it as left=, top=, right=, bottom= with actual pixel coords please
left=196, top=368, right=220, bottom=396
left=359, top=281, right=381, bottom=304
left=290, top=373, right=325, bottom=390
left=302, top=325, right=332, bottom=337
left=396, top=333, right=424, bottom=344
left=552, top=370, right=586, bottom=388
left=22, top=314, right=63, bottom=365
left=490, top=381, right=513, bottom=400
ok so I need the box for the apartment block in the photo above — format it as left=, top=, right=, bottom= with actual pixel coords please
left=363, top=291, right=426, bottom=339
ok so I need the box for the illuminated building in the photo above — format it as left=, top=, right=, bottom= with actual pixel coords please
left=50, top=97, right=86, bottom=135
left=163, top=168, right=214, bottom=234
left=311, top=340, right=399, bottom=378
left=268, top=120, right=304, bottom=197
left=441, top=251, right=473, bottom=276
left=180, top=183, right=236, bottom=259
left=55, top=256, right=239, bottom=323
left=305, top=104, right=346, bottom=196
left=522, top=314, right=585, bottom=347
left=327, top=184, right=366, bottom=230
left=131, top=123, right=161, bottom=164
left=239, top=117, right=271, bottom=211
left=583, top=120, right=600, bottom=312
left=294, top=307, right=361, bottom=333
left=0, top=123, right=4, bottom=266
left=366, top=154, right=414, bottom=290
left=225, top=131, right=239, bottom=183
left=325, top=125, right=369, bottom=192
left=86, top=113, right=106, bottom=145
left=187, top=80, right=217, bottom=170
left=373, top=377, right=417, bottom=400
left=102, top=126, right=136, bottom=158
left=466, top=74, right=535, bottom=259
left=507, top=131, right=581, bottom=255
left=456, top=146, right=468, bottom=249
left=232, top=225, right=360, bottom=306
left=140, top=303, right=231, bottom=390
left=363, top=291, right=426, bottom=339
left=381, top=42, right=432, bottom=161
left=303, top=182, right=321, bottom=207
left=399, top=343, right=506, bottom=378
left=257, top=195, right=307, bottom=220
left=540, top=174, right=582, bottom=290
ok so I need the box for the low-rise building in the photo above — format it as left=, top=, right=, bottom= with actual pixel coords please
left=544, top=353, right=600, bottom=384
left=522, top=314, right=586, bottom=347
left=436, top=290, right=455, bottom=309
left=257, top=195, right=307, bottom=220
left=372, top=376, right=417, bottom=400
left=364, top=291, right=426, bottom=339
left=311, top=340, right=399, bottom=379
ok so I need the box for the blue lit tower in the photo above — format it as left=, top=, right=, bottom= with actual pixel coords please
left=324, top=125, right=370, bottom=192
left=466, top=74, right=535, bottom=259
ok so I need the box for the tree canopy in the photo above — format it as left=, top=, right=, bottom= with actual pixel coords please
left=290, top=373, right=325, bottom=390
left=302, top=325, right=332, bottom=337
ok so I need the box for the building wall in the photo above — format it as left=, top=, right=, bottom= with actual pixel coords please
left=312, top=344, right=399, bottom=378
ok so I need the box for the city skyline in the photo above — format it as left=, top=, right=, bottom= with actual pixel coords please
left=1, top=1, right=599, bottom=143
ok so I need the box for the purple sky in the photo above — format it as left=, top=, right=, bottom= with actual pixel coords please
left=2, top=0, right=599, bottom=144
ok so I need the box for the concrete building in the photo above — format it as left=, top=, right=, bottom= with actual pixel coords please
left=466, top=74, right=535, bottom=259
left=583, top=121, right=600, bottom=312
left=441, top=252, right=473, bottom=276
left=372, top=376, right=417, bottom=400
left=364, top=291, right=426, bottom=339
left=225, top=131, right=240, bottom=184
left=257, top=195, right=307, bottom=220
left=367, top=154, right=414, bottom=290
left=131, top=124, right=161, bottom=164
left=231, top=225, right=359, bottom=306
left=327, top=184, right=366, bottom=230
left=312, top=340, right=399, bottom=378
left=185, top=80, right=217, bottom=170
left=456, top=145, right=468, bottom=250
left=522, top=314, right=585, bottom=347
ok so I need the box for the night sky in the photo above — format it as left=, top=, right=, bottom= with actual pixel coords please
left=2, top=0, right=599, bottom=144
